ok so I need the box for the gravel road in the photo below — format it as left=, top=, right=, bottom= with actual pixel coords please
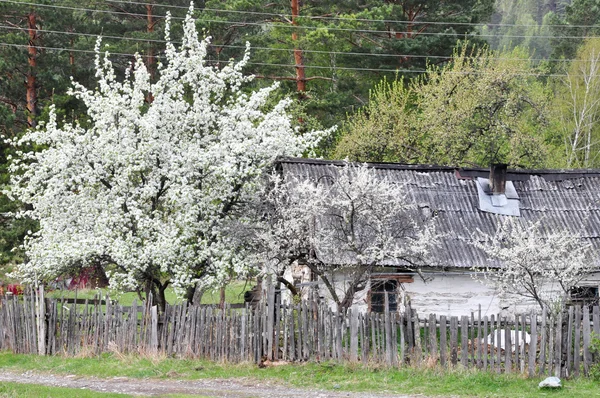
left=0, top=371, right=425, bottom=397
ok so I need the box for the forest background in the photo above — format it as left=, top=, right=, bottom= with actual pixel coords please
left=1, top=0, right=599, bottom=267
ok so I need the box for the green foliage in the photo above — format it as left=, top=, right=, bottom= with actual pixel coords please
left=196, top=0, right=494, bottom=132
left=482, top=0, right=557, bottom=59
left=549, top=38, right=600, bottom=168
left=0, top=1, right=191, bottom=270
left=549, top=0, right=600, bottom=62
left=336, top=44, right=556, bottom=168
left=416, top=45, right=550, bottom=167
left=334, top=78, right=422, bottom=163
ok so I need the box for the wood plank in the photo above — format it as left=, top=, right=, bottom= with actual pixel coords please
left=514, top=314, right=520, bottom=373
left=350, top=308, right=359, bottom=362
left=566, top=306, right=574, bottom=377
left=540, top=307, right=548, bottom=375
left=594, top=306, right=600, bottom=366
left=151, top=306, right=158, bottom=353
left=413, top=313, right=421, bottom=366
left=429, top=313, right=438, bottom=362
left=583, top=305, right=592, bottom=376
left=253, top=304, right=260, bottom=363
left=554, top=310, right=563, bottom=378
left=489, top=314, right=495, bottom=371
left=335, top=309, right=343, bottom=361
left=496, top=315, right=502, bottom=374
left=406, top=303, right=414, bottom=352
left=290, top=305, right=297, bottom=361
left=301, top=302, right=309, bottom=360
left=460, top=316, right=468, bottom=368
left=593, top=306, right=600, bottom=336
left=274, top=290, right=281, bottom=360
left=266, top=280, right=275, bottom=360
left=477, top=307, right=482, bottom=369
left=528, top=311, right=537, bottom=378
left=361, top=313, right=369, bottom=365
left=36, top=286, right=46, bottom=356
left=370, top=313, right=377, bottom=361
left=399, top=313, right=406, bottom=366
left=450, top=316, right=458, bottom=366
left=470, top=312, right=475, bottom=367
left=505, top=315, right=512, bottom=373
left=384, top=293, right=393, bottom=366
left=328, top=308, right=335, bottom=361
left=440, top=315, right=447, bottom=368
left=520, top=313, right=526, bottom=374
left=391, top=312, right=398, bottom=366
left=483, top=316, right=488, bottom=371
left=574, top=306, right=581, bottom=377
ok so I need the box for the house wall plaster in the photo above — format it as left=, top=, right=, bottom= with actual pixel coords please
left=279, top=268, right=600, bottom=317
left=402, top=273, right=541, bottom=317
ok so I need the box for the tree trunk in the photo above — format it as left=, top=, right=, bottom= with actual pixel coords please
left=26, top=12, right=39, bottom=128
left=145, top=278, right=169, bottom=313
left=219, top=286, right=226, bottom=309
left=290, top=0, right=306, bottom=96
left=146, top=3, right=155, bottom=103
left=156, top=281, right=168, bottom=313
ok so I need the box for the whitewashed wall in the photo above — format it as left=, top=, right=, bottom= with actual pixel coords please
left=279, top=268, right=600, bottom=317
left=405, top=273, right=530, bottom=317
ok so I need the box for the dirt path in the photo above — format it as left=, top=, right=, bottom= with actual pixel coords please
left=0, top=371, right=424, bottom=397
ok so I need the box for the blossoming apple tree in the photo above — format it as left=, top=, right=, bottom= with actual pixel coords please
left=7, top=6, right=327, bottom=310
left=250, top=162, right=438, bottom=311
left=472, top=218, right=595, bottom=312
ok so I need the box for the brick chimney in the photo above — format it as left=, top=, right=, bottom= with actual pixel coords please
left=489, top=163, right=508, bottom=195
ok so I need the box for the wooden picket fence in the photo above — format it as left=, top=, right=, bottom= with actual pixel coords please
left=0, top=284, right=598, bottom=378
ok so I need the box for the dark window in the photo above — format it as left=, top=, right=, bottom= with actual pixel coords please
left=371, top=280, right=398, bottom=313
left=569, top=286, right=599, bottom=306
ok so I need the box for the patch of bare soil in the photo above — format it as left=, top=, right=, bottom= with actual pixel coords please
left=0, top=371, right=423, bottom=397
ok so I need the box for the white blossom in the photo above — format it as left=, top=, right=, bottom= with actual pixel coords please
left=249, top=162, right=438, bottom=310
left=471, top=217, right=595, bottom=312
left=6, top=6, right=329, bottom=304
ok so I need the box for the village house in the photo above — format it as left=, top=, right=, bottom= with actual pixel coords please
left=277, top=157, right=600, bottom=317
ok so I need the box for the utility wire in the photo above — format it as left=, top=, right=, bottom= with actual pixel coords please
left=3, top=0, right=600, bottom=40
left=0, top=41, right=572, bottom=77
left=0, top=24, right=588, bottom=63
left=102, top=0, right=600, bottom=30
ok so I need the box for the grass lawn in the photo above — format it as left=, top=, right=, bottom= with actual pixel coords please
left=45, top=280, right=251, bottom=306
left=0, top=381, right=130, bottom=398
left=0, top=352, right=598, bottom=397
left=0, top=382, right=211, bottom=398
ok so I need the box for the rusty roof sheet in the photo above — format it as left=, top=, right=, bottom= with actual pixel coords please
left=278, top=158, right=600, bottom=269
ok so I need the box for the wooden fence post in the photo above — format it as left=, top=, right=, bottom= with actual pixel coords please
left=35, top=285, right=46, bottom=356
left=350, top=308, right=359, bottom=362
left=583, top=306, right=591, bottom=376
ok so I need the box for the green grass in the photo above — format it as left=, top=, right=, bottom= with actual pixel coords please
left=198, top=280, right=250, bottom=305
left=46, top=288, right=180, bottom=306
left=0, top=352, right=598, bottom=397
left=0, top=381, right=130, bottom=397
left=45, top=280, right=251, bottom=307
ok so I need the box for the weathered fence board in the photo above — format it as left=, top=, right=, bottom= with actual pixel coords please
left=0, top=292, right=598, bottom=377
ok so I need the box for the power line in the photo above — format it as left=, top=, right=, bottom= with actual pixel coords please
left=0, top=24, right=587, bottom=63
left=0, top=42, right=153, bottom=58
left=0, top=41, right=572, bottom=77
left=0, top=24, right=171, bottom=45
left=103, top=0, right=600, bottom=30
left=3, top=0, right=600, bottom=41
left=0, top=0, right=179, bottom=20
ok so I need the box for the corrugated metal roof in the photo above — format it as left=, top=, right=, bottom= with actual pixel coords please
left=278, top=158, right=600, bottom=269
